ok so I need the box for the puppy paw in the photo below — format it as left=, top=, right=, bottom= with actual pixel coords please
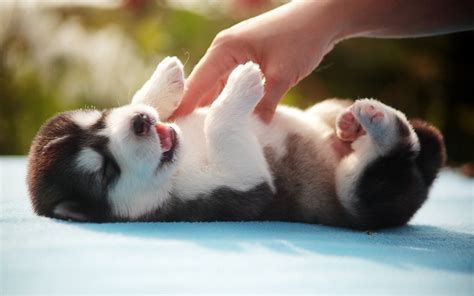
left=155, top=56, right=185, bottom=97
left=216, top=62, right=265, bottom=111
left=132, top=57, right=184, bottom=120
left=336, top=110, right=365, bottom=142
left=338, top=99, right=416, bottom=154
left=351, top=99, right=390, bottom=135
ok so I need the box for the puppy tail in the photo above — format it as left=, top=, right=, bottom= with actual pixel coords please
left=410, top=119, right=447, bottom=186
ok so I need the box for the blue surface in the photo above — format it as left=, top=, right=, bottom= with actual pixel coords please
left=1, top=156, right=473, bottom=294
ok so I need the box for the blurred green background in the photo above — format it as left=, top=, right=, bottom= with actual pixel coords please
left=0, top=0, right=473, bottom=171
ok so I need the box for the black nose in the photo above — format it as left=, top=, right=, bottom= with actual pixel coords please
left=132, top=113, right=152, bottom=136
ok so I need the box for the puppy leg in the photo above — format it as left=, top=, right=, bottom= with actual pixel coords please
left=205, top=62, right=274, bottom=192
left=132, top=57, right=184, bottom=121
left=335, top=99, right=423, bottom=229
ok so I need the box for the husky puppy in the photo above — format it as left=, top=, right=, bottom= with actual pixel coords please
left=27, top=57, right=445, bottom=229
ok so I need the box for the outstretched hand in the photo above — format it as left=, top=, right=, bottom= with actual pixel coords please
left=170, top=1, right=340, bottom=123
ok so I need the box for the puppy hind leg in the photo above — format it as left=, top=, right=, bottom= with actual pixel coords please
left=335, top=99, right=422, bottom=229
left=349, top=99, right=419, bottom=154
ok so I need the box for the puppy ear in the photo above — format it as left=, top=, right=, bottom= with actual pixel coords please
left=410, top=119, right=446, bottom=186
left=53, top=201, right=89, bottom=222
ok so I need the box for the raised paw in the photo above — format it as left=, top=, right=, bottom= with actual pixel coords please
left=214, top=62, right=265, bottom=112
left=350, top=99, right=391, bottom=136
left=155, top=56, right=185, bottom=94
left=132, top=56, right=184, bottom=120
left=336, top=110, right=365, bottom=142
left=334, top=99, right=417, bottom=155
left=355, top=101, right=385, bottom=124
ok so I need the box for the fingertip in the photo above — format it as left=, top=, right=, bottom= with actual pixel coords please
left=197, top=79, right=226, bottom=107
left=254, top=80, right=288, bottom=123
left=169, top=101, right=194, bottom=121
left=175, top=55, right=233, bottom=116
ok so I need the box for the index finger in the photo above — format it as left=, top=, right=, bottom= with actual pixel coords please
left=170, top=52, right=235, bottom=119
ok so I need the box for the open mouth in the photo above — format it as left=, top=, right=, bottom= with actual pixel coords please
left=155, top=123, right=178, bottom=166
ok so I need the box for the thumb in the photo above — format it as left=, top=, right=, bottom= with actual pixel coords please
left=254, top=77, right=290, bottom=123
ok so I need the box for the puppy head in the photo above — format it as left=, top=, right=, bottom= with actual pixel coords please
left=27, top=104, right=181, bottom=222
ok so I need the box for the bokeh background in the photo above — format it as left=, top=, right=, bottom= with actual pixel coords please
left=1, top=0, right=473, bottom=174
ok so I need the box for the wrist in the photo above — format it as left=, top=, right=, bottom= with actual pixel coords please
left=321, top=0, right=473, bottom=40
left=334, top=0, right=399, bottom=39
left=294, top=0, right=393, bottom=42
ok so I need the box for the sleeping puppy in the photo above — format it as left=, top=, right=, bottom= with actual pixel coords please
left=27, top=57, right=446, bottom=230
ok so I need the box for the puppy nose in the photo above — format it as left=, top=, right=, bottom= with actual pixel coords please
left=132, top=113, right=152, bottom=136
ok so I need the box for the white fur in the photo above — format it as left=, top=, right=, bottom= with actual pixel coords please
left=53, top=202, right=88, bottom=222
left=76, top=148, right=103, bottom=173
left=71, top=110, right=101, bottom=129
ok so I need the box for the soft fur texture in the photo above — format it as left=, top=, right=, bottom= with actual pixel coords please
left=27, top=57, right=446, bottom=230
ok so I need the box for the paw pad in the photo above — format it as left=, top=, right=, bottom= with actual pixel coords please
left=336, top=110, right=365, bottom=142
left=360, top=103, right=385, bottom=124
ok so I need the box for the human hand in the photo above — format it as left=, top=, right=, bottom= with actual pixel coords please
left=171, top=0, right=474, bottom=123
left=170, top=1, right=344, bottom=123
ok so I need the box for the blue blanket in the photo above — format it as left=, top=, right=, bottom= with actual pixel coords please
left=1, top=156, right=473, bottom=294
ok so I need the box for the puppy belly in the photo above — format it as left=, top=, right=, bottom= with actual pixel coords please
left=263, top=133, right=348, bottom=226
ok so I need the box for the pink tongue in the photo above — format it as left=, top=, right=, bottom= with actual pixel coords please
left=155, top=123, right=172, bottom=152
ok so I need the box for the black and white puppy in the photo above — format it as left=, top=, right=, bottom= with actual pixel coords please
left=27, top=57, right=446, bottom=229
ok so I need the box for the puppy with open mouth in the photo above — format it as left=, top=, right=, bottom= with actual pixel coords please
left=27, top=57, right=445, bottom=229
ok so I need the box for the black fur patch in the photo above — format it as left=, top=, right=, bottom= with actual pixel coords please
left=353, top=147, right=426, bottom=229
left=352, top=120, right=446, bottom=230
left=142, top=183, right=274, bottom=222
left=258, top=177, right=303, bottom=223
left=27, top=111, right=116, bottom=222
